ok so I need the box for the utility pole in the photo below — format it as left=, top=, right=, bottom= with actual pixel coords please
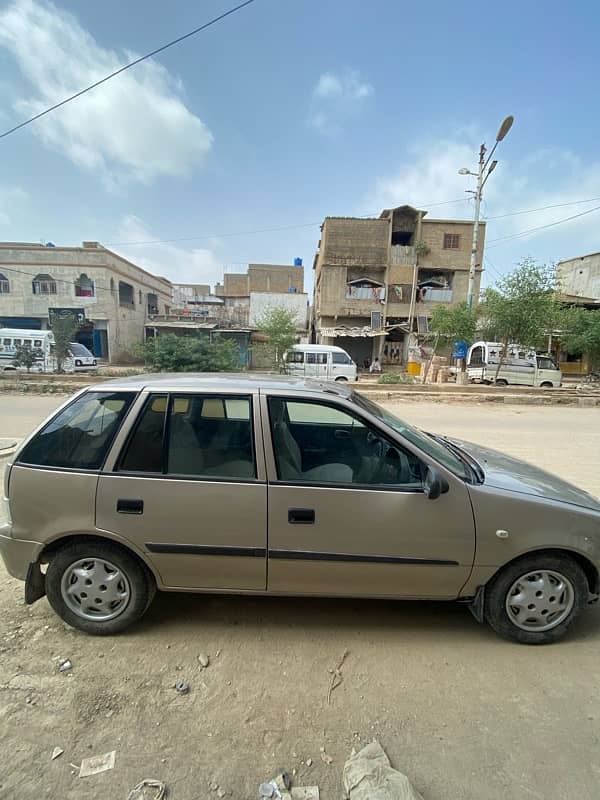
left=460, top=115, right=514, bottom=308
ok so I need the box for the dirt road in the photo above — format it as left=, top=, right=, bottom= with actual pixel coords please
left=1, top=397, right=599, bottom=799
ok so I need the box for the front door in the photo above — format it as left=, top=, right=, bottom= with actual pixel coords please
left=97, top=392, right=267, bottom=591
left=263, top=395, right=475, bottom=599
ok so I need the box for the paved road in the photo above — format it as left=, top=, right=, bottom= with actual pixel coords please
left=1, top=394, right=599, bottom=799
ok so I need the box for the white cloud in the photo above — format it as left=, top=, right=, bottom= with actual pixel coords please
left=0, top=0, right=213, bottom=184
left=109, top=215, right=223, bottom=287
left=310, top=69, right=373, bottom=135
left=0, top=185, right=30, bottom=226
left=365, top=134, right=600, bottom=276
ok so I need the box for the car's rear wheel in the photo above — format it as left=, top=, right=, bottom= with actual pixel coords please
left=46, top=540, right=154, bottom=635
left=494, top=378, right=508, bottom=386
left=484, top=554, right=587, bottom=644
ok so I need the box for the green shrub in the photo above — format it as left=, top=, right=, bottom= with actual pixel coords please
left=135, top=334, right=240, bottom=372
left=378, top=373, right=415, bottom=385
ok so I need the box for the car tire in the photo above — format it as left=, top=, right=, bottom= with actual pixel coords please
left=334, top=376, right=348, bottom=382
left=46, top=540, right=155, bottom=635
left=494, top=379, right=508, bottom=386
left=540, top=381, right=553, bottom=388
left=483, top=553, right=588, bottom=644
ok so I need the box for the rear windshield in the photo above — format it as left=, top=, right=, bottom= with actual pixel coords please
left=18, top=391, right=136, bottom=470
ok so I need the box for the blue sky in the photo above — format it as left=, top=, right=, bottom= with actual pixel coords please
left=1, top=0, right=599, bottom=292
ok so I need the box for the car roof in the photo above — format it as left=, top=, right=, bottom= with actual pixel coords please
left=93, top=372, right=353, bottom=396
left=290, top=343, right=348, bottom=352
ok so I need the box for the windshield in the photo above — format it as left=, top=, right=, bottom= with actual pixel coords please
left=352, top=393, right=468, bottom=479
left=69, top=342, right=92, bottom=356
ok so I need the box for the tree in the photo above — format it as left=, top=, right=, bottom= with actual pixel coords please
left=12, top=344, right=43, bottom=373
left=560, top=307, right=600, bottom=373
left=254, top=306, right=297, bottom=370
left=429, top=301, right=479, bottom=347
left=136, top=334, right=240, bottom=372
left=479, top=259, right=560, bottom=379
left=50, top=313, right=79, bottom=373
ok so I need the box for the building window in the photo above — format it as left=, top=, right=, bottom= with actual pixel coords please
left=443, top=233, right=460, bottom=250
left=119, top=281, right=135, bottom=308
left=0, top=273, right=9, bottom=294
left=138, top=289, right=143, bottom=305
left=147, top=293, right=159, bottom=315
left=110, top=278, right=115, bottom=293
left=74, top=273, right=95, bottom=297
left=32, top=273, right=57, bottom=295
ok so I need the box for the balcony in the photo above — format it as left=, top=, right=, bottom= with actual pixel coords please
left=391, top=245, right=416, bottom=266
left=422, top=288, right=453, bottom=303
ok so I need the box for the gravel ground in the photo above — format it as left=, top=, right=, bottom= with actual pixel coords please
left=1, top=396, right=599, bottom=800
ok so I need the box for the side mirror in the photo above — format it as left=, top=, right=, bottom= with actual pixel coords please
left=423, top=467, right=449, bottom=500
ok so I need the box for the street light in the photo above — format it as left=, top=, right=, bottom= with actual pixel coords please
left=459, top=115, right=514, bottom=308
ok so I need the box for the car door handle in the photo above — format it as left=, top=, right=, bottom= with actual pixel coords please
left=117, top=498, right=144, bottom=515
left=288, top=508, right=315, bottom=524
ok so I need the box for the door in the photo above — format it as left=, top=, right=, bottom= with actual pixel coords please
left=97, top=392, right=267, bottom=591
left=331, top=350, right=355, bottom=381
left=306, top=351, right=329, bottom=380
left=263, top=395, right=475, bottom=599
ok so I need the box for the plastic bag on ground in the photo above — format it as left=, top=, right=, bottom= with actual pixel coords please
left=342, top=740, right=424, bottom=800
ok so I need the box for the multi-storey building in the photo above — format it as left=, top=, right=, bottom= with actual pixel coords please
left=0, top=241, right=172, bottom=361
left=312, top=205, right=485, bottom=365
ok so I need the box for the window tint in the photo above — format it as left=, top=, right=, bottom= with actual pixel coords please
left=19, top=391, right=135, bottom=470
left=332, top=352, right=352, bottom=365
left=168, top=395, right=255, bottom=478
left=120, top=394, right=167, bottom=473
left=269, top=398, right=422, bottom=488
left=119, top=394, right=255, bottom=479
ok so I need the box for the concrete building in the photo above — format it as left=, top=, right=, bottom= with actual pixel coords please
left=0, top=241, right=172, bottom=361
left=557, top=252, right=600, bottom=306
left=555, top=252, right=600, bottom=375
left=214, top=262, right=304, bottom=297
left=312, top=205, right=485, bottom=366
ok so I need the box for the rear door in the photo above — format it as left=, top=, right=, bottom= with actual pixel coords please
left=306, top=351, right=329, bottom=381
left=97, top=391, right=267, bottom=591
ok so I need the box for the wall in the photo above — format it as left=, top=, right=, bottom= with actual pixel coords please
left=0, top=243, right=172, bottom=361
left=248, top=264, right=304, bottom=293
left=249, top=292, right=308, bottom=329
left=558, top=254, right=600, bottom=301
left=419, top=219, right=485, bottom=271
left=223, top=273, right=250, bottom=296
left=320, top=218, right=389, bottom=267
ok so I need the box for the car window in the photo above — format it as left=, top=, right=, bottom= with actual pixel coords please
left=119, top=393, right=255, bottom=480
left=537, top=357, right=557, bottom=370
left=268, top=397, right=423, bottom=488
left=306, top=352, right=327, bottom=364
left=332, top=352, right=352, bottom=365
left=19, top=391, right=136, bottom=470
left=351, top=393, right=468, bottom=479
left=119, top=394, right=167, bottom=473
left=286, top=350, right=304, bottom=364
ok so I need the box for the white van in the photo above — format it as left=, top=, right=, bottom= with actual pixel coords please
left=467, top=341, right=562, bottom=388
left=283, top=344, right=357, bottom=382
left=0, top=328, right=54, bottom=372
left=0, top=329, right=97, bottom=373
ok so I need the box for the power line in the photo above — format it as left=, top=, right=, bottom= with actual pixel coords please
left=487, top=203, right=600, bottom=246
left=485, top=196, right=600, bottom=221
left=0, top=0, right=256, bottom=140
left=106, top=197, right=471, bottom=247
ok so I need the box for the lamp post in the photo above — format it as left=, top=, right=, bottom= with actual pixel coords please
left=460, top=115, right=514, bottom=308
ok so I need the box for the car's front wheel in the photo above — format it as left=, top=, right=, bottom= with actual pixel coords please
left=46, top=540, right=155, bottom=635
left=484, top=554, right=588, bottom=643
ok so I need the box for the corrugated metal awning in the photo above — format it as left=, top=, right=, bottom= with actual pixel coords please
left=320, top=326, right=387, bottom=338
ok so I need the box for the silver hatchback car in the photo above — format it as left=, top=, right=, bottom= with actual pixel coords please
left=1, top=374, right=599, bottom=643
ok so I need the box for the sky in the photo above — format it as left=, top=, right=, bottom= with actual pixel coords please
left=0, top=0, right=599, bottom=294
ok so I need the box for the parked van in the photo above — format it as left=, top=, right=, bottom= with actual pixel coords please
left=283, top=344, right=357, bottom=382
left=0, top=328, right=54, bottom=372
left=0, top=329, right=97, bottom=373
left=467, top=341, right=562, bottom=387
